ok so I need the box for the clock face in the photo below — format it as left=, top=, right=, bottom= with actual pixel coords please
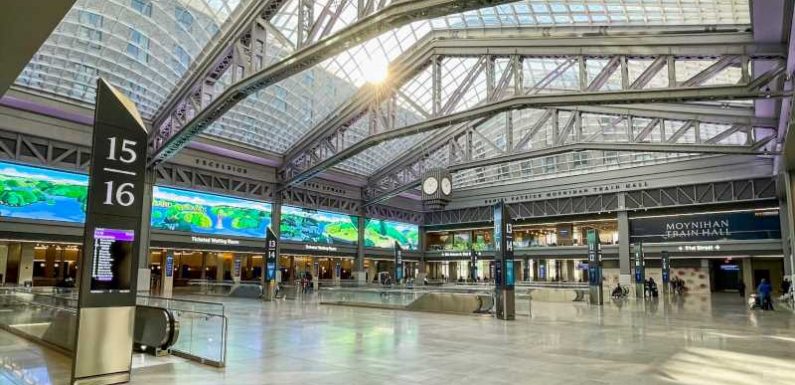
left=441, top=177, right=452, bottom=195
left=422, top=177, right=438, bottom=195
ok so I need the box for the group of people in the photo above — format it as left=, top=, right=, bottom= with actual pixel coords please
left=670, top=276, right=687, bottom=295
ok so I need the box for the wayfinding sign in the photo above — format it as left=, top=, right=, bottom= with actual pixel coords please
left=72, top=79, right=149, bottom=385
left=394, top=242, right=404, bottom=282
left=265, top=227, right=278, bottom=282
left=493, top=201, right=515, bottom=320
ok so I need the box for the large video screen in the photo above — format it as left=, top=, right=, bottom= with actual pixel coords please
left=0, top=161, right=88, bottom=223
left=151, top=186, right=272, bottom=238
left=280, top=206, right=358, bottom=245
left=364, top=219, right=419, bottom=250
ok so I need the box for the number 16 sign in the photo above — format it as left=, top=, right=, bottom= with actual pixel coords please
left=86, top=80, right=149, bottom=219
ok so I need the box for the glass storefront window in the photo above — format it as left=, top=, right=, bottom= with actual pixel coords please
left=472, top=230, right=492, bottom=251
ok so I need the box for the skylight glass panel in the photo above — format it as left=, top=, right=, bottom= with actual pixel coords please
left=15, top=0, right=251, bottom=119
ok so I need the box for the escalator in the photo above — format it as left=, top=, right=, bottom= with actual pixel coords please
left=0, top=288, right=179, bottom=356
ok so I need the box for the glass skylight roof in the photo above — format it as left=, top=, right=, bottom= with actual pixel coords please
left=13, top=0, right=753, bottom=179
left=14, top=0, right=249, bottom=119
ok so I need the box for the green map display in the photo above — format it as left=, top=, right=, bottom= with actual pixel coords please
left=0, top=161, right=88, bottom=223
left=151, top=186, right=272, bottom=238
left=364, top=219, right=419, bottom=250
left=280, top=206, right=358, bottom=245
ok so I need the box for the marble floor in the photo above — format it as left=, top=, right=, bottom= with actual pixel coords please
left=1, top=293, right=795, bottom=385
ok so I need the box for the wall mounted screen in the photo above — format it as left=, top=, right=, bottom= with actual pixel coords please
left=280, top=206, right=358, bottom=245
left=365, top=219, right=419, bottom=250
left=0, top=161, right=88, bottom=223
left=151, top=186, right=272, bottom=238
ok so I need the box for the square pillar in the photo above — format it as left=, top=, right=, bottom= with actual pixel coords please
left=354, top=215, right=366, bottom=284
left=0, top=243, right=7, bottom=284
left=779, top=172, right=795, bottom=281
left=19, top=243, right=34, bottom=285
left=617, top=209, right=632, bottom=287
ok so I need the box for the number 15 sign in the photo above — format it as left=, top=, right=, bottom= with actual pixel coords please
left=86, top=80, right=148, bottom=219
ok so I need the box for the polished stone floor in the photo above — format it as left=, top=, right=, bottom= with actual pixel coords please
left=1, top=293, right=795, bottom=385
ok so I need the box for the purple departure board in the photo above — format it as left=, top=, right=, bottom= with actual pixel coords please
left=90, top=228, right=134, bottom=293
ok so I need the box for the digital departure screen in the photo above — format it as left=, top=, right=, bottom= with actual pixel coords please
left=90, top=228, right=134, bottom=293
left=505, top=259, right=515, bottom=287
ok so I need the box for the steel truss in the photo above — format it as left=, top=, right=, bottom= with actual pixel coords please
left=151, top=0, right=289, bottom=134
left=425, top=177, right=777, bottom=226
left=148, top=0, right=517, bottom=166
left=276, top=33, right=784, bottom=194
left=0, top=130, right=91, bottom=171
left=365, top=103, right=780, bottom=203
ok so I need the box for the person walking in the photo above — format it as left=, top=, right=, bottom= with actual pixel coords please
left=757, top=279, right=773, bottom=311
left=738, top=280, right=746, bottom=298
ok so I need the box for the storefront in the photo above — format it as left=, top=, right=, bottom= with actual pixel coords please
left=629, top=209, right=784, bottom=294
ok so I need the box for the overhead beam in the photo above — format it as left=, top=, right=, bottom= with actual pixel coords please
left=0, top=0, right=75, bottom=96
left=281, top=28, right=782, bottom=180
left=152, top=0, right=288, bottom=130
left=285, top=83, right=782, bottom=186
left=365, top=141, right=777, bottom=205
left=149, top=0, right=518, bottom=166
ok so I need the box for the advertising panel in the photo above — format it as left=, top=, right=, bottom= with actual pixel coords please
left=0, top=161, right=88, bottom=223
left=364, top=219, right=419, bottom=250
left=630, top=210, right=781, bottom=243
left=280, top=206, right=358, bottom=245
left=151, top=186, right=272, bottom=239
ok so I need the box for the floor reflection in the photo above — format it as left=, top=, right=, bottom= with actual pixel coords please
left=0, top=292, right=793, bottom=385
left=657, top=347, right=795, bottom=385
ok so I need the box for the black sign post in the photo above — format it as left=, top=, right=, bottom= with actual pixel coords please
left=262, top=227, right=278, bottom=301
left=394, top=242, right=404, bottom=283
left=469, top=250, right=478, bottom=282
left=634, top=242, right=645, bottom=298
left=493, top=202, right=515, bottom=320
left=661, top=250, right=670, bottom=296
left=587, top=229, right=603, bottom=305
left=72, top=79, right=148, bottom=385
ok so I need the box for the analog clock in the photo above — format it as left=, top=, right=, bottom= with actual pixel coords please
left=441, top=177, right=452, bottom=196
left=422, top=176, right=438, bottom=195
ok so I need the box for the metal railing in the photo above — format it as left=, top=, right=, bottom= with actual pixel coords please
left=137, top=295, right=227, bottom=367
left=0, top=287, right=228, bottom=368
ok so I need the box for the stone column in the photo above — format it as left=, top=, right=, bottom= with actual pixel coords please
left=136, top=169, right=155, bottom=294
left=742, top=257, right=753, bottom=297
left=289, top=255, right=295, bottom=282
left=617, top=208, right=632, bottom=287
left=523, top=257, right=530, bottom=281
left=44, top=245, right=57, bottom=280
left=232, top=255, right=242, bottom=284
left=200, top=251, right=208, bottom=280
left=217, top=254, right=227, bottom=282
left=19, top=243, right=34, bottom=285
left=355, top=215, right=366, bottom=285
left=6, top=243, right=21, bottom=284
left=779, top=172, right=795, bottom=282
left=417, top=225, right=427, bottom=282
left=566, top=260, right=575, bottom=282
left=0, top=243, right=8, bottom=284
left=57, top=246, right=65, bottom=280
left=449, top=261, right=458, bottom=281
